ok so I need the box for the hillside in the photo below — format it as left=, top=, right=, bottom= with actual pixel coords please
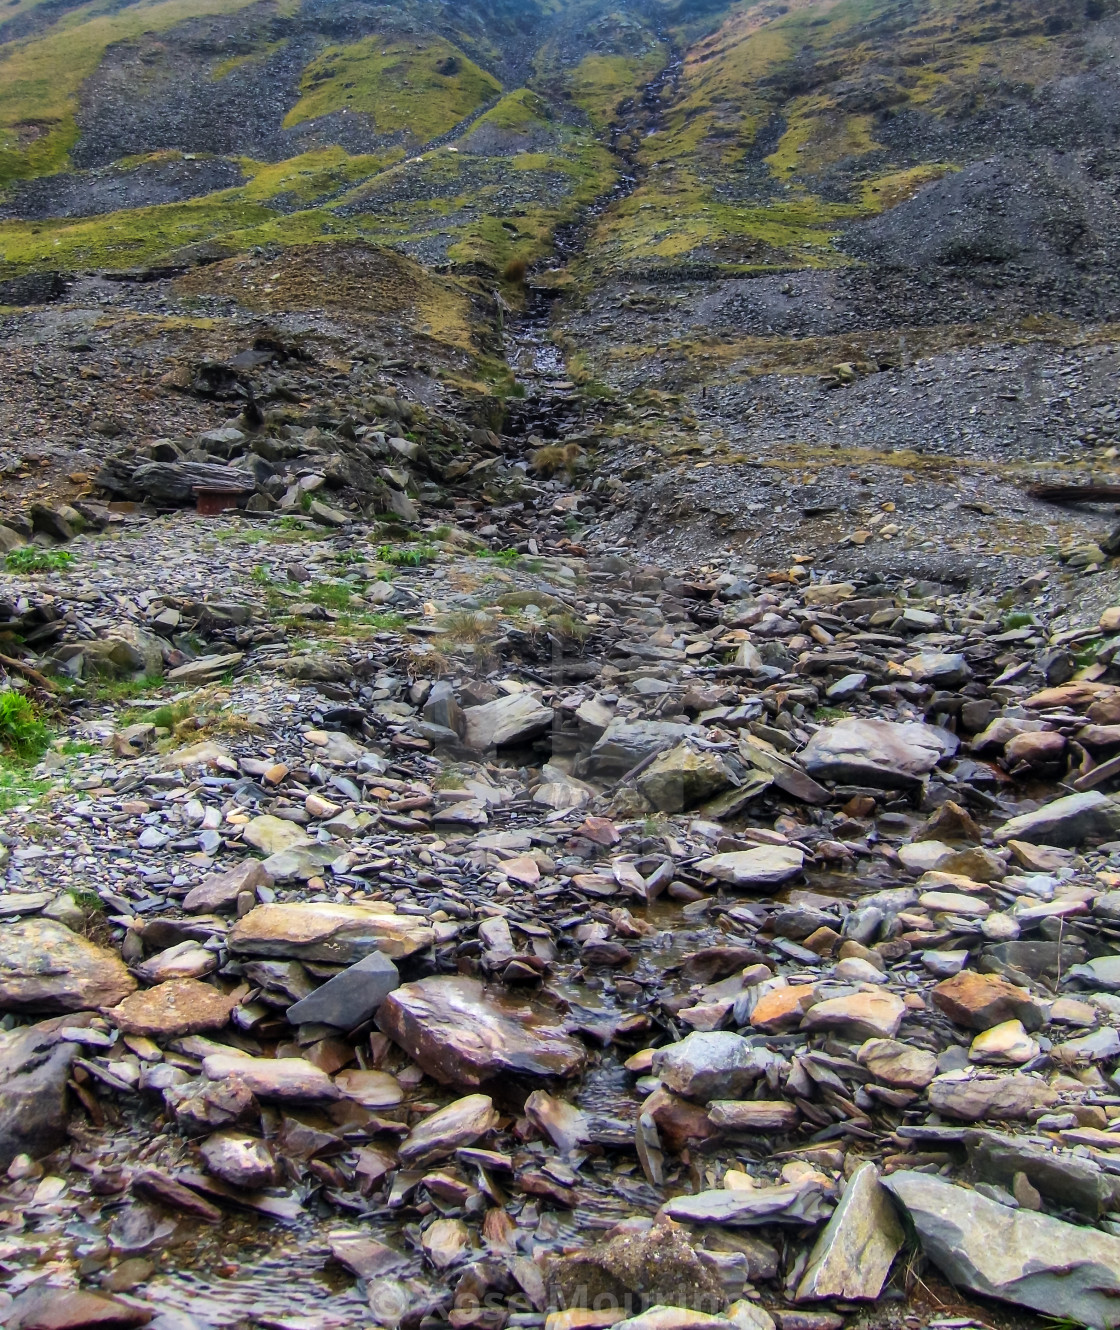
left=5, top=0, right=1120, bottom=1326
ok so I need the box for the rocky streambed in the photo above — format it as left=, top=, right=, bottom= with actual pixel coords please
left=3, top=491, right=1120, bottom=1330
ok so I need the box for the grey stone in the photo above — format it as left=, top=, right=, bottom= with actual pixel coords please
left=653, top=1032, right=781, bottom=1101
left=694, top=845, right=804, bottom=888
left=994, top=791, right=1120, bottom=847
left=801, top=718, right=957, bottom=788
left=588, top=719, right=701, bottom=775
left=285, top=951, right=400, bottom=1029
left=796, top=1162, right=903, bottom=1301
left=883, top=1170, right=1120, bottom=1327
left=637, top=742, right=734, bottom=812
left=965, top=1129, right=1119, bottom=1217
left=183, top=859, right=273, bottom=914
left=462, top=692, right=553, bottom=750
left=0, top=1014, right=85, bottom=1168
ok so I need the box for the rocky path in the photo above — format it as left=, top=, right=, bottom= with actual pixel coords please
left=4, top=467, right=1120, bottom=1330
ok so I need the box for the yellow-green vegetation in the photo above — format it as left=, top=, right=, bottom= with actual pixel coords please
left=568, top=49, right=667, bottom=130
left=0, top=148, right=392, bottom=273
left=0, top=0, right=297, bottom=185
left=584, top=0, right=1082, bottom=276
left=285, top=36, right=501, bottom=141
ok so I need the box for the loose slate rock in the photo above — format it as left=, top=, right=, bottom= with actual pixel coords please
left=229, top=902, right=434, bottom=963
left=398, top=1093, right=499, bottom=1164
left=927, top=1071, right=1057, bottom=1121
left=378, top=975, right=587, bottom=1088
left=0, top=919, right=136, bottom=1013
left=801, top=718, right=955, bottom=788
left=183, top=859, right=273, bottom=914
left=795, top=1162, right=903, bottom=1301
left=201, top=1052, right=341, bottom=1102
left=884, top=1170, right=1120, bottom=1327
left=932, top=971, right=1043, bottom=1031
left=694, top=846, right=804, bottom=888
left=993, top=791, right=1120, bottom=847
left=0, top=1014, right=84, bottom=1168
left=107, top=978, right=239, bottom=1038
left=285, top=950, right=399, bottom=1028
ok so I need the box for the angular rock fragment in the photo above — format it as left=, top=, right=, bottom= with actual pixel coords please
left=931, top=971, right=1043, bottom=1031
left=378, top=975, right=587, bottom=1088
left=399, top=1094, right=499, bottom=1165
left=884, top=1170, right=1120, bottom=1326
left=801, top=991, right=905, bottom=1041
left=229, top=902, right=434, bottom=963
left=462, top=692, right=553, bottom=750
left=0, top=919, right=136, bottom=1013
left=183, top=859, right=273, bottom=914
left=201, top=1052, right=340, bottom=1103
left=795, top=1163, right=903, bottom=1301
left=285, top=950, right=399, bottom=1028
left=993, top=791, right=1120, bottom=846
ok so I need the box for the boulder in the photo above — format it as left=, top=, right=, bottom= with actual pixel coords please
left=0, top=919, right=136, bottom=1013
left=462, top=692, right=553, bottom=750
left=694, top=846, right=804, bottom=889
left=795, top=1163, right=903, bottom=1301
left=228, top=902, right=434, bottom=963
left=993, top=791, right=1120, bottom=847
left=883, top=1170, right=1120, bottom=1327
left=0, top=1014, right=85, bottom=1167
left=801, top=718, right=956, bottom=789
left=637, top=743, right=734, bottom=812
left=378, top=975, right=587, bottom=1088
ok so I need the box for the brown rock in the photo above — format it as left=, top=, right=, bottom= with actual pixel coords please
left=750, top=985, right=816, bottom=1034
left=856, top=1038, right=937, bottom=1090
left=107, top=979, right=239, bottom=1038
left=228, top=901, right=434, bottom=962
left=399, top=1094, right=499, bottom=1164
left=0, top=920, right=136, bottom=1013
left=708, top=1100, right=799, bottom=1131
left=547, top=1214, right=724, bottom=1314
left=1004, top=731, right=1067, bottom=768
left=932, top=972, right=1043, bottom=1031
left=378, top=975, right=587, bottom=1089
left=183, top=860, right=273, bottom=914
left=6, top=1287, right=152, bottom=1330
left=801, top=991, right=905, bottom=1040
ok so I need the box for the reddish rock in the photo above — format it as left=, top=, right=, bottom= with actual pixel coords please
left=932, top=972, right=1043, bottom=1031
left=378, top=975, right=587, bottom=1089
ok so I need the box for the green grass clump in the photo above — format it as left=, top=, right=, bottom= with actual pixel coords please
left=5, top=547, right=75, bottom=573
left=285, top=36, right=500, bottom=142
left=0, top=692, right=50, bottom=761
left=480, top=548, right=521, bottom=567
left=88, top=673, right=166, bottom=704
left=306, top=581, right=360, bottom=610
left=377, top=544, right=437, bottom=567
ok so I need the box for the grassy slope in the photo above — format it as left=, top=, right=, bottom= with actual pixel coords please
left=585, top=0, right=1094, bottom=275
left=0, top=0, right=295, bottom=186
left=284, top=36, right=502, bottom=140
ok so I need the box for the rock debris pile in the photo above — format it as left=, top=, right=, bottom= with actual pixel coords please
left=2, top=497, right=1120, bottom=1330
